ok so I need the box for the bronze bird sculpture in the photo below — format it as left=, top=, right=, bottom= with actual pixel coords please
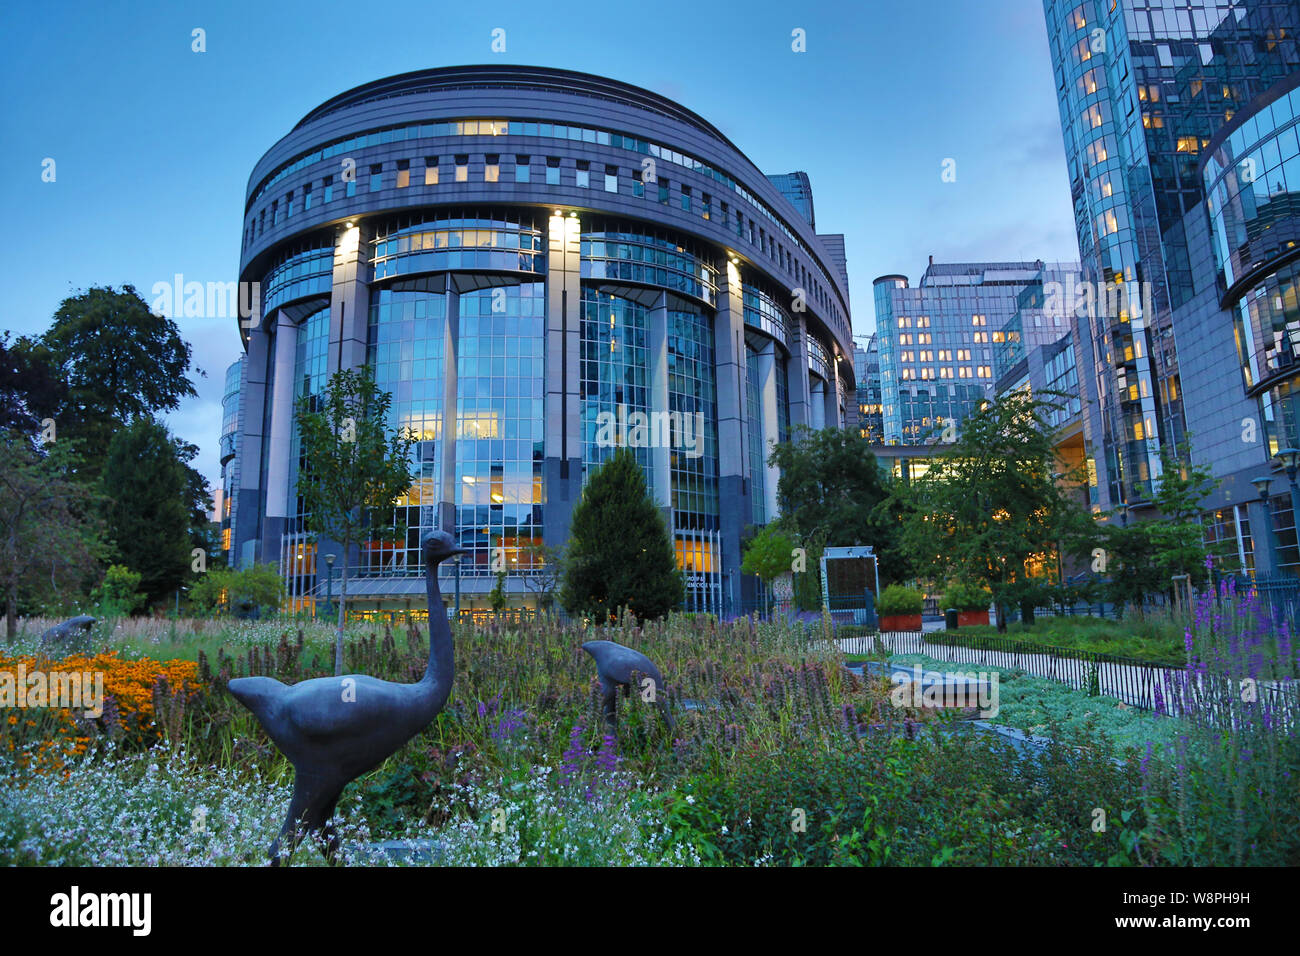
left=580, top=639, right=674, bottom=732
left=228, top=530, right=466, bottom=864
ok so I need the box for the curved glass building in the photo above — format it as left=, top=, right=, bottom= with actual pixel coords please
left=228, top=65, right=854, bottom=616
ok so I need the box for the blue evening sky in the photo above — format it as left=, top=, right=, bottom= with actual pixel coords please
left=0, top=0, right=1079, bottom=491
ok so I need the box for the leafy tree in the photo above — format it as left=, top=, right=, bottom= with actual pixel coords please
left=39, top=285, right=198, bottom=473
left=190, top=564, right=284, bottom=617
left=895, top=391, right=1092, bottom=631
left=0, top=434, right=105, bottom=638
left=98, top=418, right=193, bottom=606
left=767, top=426, right=907, bottom=583
left=294, top=367, right=415, bottom=674
left=741, top=524, right=797, bottom=583
left=560, top=447, right=684, bottom=621
left=489, top=569, right=508, bottom=612
left=93, top=565, right=146, bottom=616
left=0, top=334, right=65, bottom=435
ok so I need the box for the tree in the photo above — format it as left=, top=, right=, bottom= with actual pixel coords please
left=98, top=418, right=193, bottom=605
left=560, top=447, right=684, bottom=621
left=0, top=434, right=105, bottom=639
left=294, top=367, right=415, bottom=675
left=489, top=569, right=508, bottom=612
left=39, top=285, right=198, bottom=475
left=520, top=541, right=564, bottom=611
left=93, top=565, right=146, bottom=616
left=767, top=426, right=907, bottom=583
left=741, top=524, right=797, bottom=583
left=190, top=564, right=284, bottom=617
left=0, top=334, right=65, bottom=436
left=895, top=391, right=1092, bottom=631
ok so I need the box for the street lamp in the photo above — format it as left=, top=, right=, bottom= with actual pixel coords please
left=1252, top=477, right=1276, bottom=578
left=453, top=550, right=463, bottom=617
left=324, top=552, right=336, bottom=621
left=1117, top=500, right=1129, bottom=527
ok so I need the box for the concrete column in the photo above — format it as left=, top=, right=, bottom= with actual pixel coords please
left=648, top=291, right=672, bottom=512
left=714, top=262, right=750, bottom=607
left=1251, top=498, right=1278, bottom=577
left=810, top=379, right=826, bottom=430
left=262, top=310, right=299, bottom=561
left=235, top=317, right=268, bottom=569
left=440, top=274, right=460, bottom=536
left=756, top=340, right=781, bottom=521
left=788, top=315, right=812, bottom=429
left=824, top=353, right=842, bottom=428
left=543, top=212, right=584, bottom=550
left=329, top=224, right=369, bottom=374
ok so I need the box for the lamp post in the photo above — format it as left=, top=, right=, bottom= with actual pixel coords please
left=1252, top=476, right=1276, bottom=578
left=174, top=585, right=187, bottom=617
left=453, top=551, right=463, bottom=617
left=1118, top=500, right=1129, bottom=527
left=324, top=552, right=336, bottom=622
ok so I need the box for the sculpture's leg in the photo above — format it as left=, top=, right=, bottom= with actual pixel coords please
left=658, top=698, right=675, bottom=733
left=599, top=677, right=618, bottom=730
left=269, top=777, right=312, bottom=866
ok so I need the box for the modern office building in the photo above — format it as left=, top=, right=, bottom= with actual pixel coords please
left=219, top=356, right=244, bottom=564
left=873, top=259, right=1076, bottom=444
left=852, top=335, right=884, bottom=443
left=1041, top=0, right=1300, bottom=530
left=227, top=65, right=854, bottom=615
left=1202, top=71, right=1300, bottom=573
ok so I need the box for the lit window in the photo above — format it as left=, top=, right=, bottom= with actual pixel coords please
left=485, top=154, right=500, bottom=182
left=917, top=316, right=930, bottom=327
left=396, top=159, right=410, bottom=189
left=959, top=367, right=972, bottom=378
left=455, top=155, right=469, bottom=182
left=425, top=158, right=439, bottom=185
left=972, top=315, right=986, bottom=326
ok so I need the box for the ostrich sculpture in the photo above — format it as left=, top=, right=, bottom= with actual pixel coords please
left=580, top=640, right=674, bottom=732
left=228, top=530, right=466, bottom=864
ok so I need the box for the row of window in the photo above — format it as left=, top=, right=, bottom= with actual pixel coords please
left=898, top=366, right=992, bottom=380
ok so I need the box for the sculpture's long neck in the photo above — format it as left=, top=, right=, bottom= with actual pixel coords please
left=422, top=561, right=455, bottom=716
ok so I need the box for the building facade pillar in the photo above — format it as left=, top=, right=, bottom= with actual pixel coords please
left=714, top=262, right=751, bottom=611
left=756, top=339, right=781, bottom=521
left=262, top=310, right=299, bottom=565
left=543, top=212, right=584, bottom=551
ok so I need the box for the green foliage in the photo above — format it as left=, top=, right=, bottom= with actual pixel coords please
left=895, top=391, right=1094, bottom=630
left=93, top=564, right=145, bottom=616
left=0, top=333, right=66, bottom=436
left=941, top=581, right=992, bottom=611
left=560, top=448, right=683, bottom=620
left=189, top=564, right=284, bottom=618
left=0, top=433, right=106, bottom=638
left=876, top=584, right=923, bottom=616
left=741, top=524, right=796, bottom=583
left=98, top=417, right=192, bottom=605
left=39, top=285, right=197, bottom=476
left=489, top=569, right=508, bottom=612
left=294, top=367, right=415, bottom=673
left=768, top=427, right=908, bottom=583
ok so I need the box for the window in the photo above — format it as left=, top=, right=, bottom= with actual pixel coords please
left=303, top=182, right=312, bottom=211
left=702, top=192, right=712, bottom=220
left=370, top=164, right=383, bottom=192
left=977, top=366, right=991, bottom=378
left=485, top=154, right=500, bottom=182
left=576, top=161, right=589, bottom=188
left=515, top=155, right=530, bottom=183
left=959, top=367, right=973, bottom=378
left=271, top=199, right=279, bottom=225
left=940, top=367, right=953, bottom=378
left=919, top=350, right=933, bottom=362
left=957, top=348, right=970, bottom=361
left=937, top=350, right=951, bottom=361
left=899, top=334, right=912, bottom=345
left=658, top=179, right=670, bottom=204
left=455, top=155, right=469, bottom=182
left=972, top=332, right=988, bottom=343
left=323, top=175, right=334, bottom=203
left=918, top=333, right=931, bottom=344
left=397, top=159, right=410, bottom=189
left=917, top=316, right=930, bottom=327
left=681, top=185, right=692, bottom=212
left=604, top=164, right=618, bottom=192
left=286, top=190, right=294, bottom=218
left=546, top=157, right=560, bottom=185
left=632, top=169, right=644, bottom=197
left=972, top=314, right=987, bottom=326
left=897, top=316, right=911, bottom=328
left=424, top=157, right=439, bottom=186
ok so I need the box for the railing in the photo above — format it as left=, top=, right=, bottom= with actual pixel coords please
left=827, top=629, right=1299, bottom=730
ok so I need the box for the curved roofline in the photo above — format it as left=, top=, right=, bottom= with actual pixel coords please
left=1201, top=70, right=1300, bottom=172
left=873, top=274, right=909, bottom=285
left=293, top=64, right=746, bottom=155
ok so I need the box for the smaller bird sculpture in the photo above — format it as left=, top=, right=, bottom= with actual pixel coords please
left=580, top=639, right=674, bottom=731
left=228, top=530, right=466, bottom=864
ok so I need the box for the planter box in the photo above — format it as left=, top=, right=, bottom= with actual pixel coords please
left=957, top=609, right=990, bottom=627
left=880, top=613, right=922, bottom=632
